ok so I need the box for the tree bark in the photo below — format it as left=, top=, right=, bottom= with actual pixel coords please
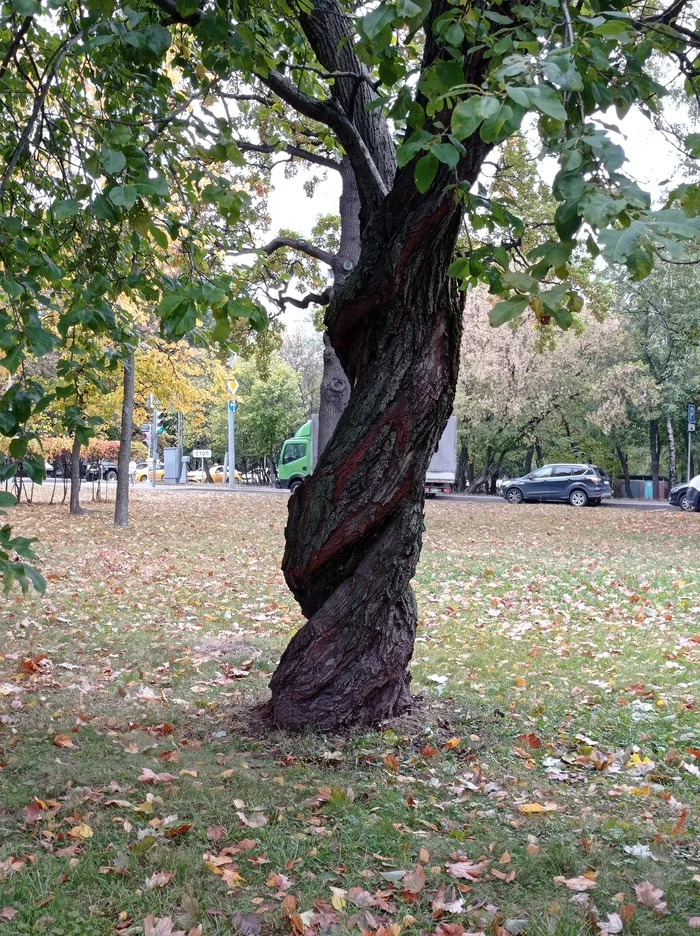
left=615, top=441, right=633, bottom=498
left=467, top=447, right=492, bottom=494
left=523, top=445, right=533, bottom=474
left=69, top=432, right=82, bottom=515
left=650, top=418, right=661, bottom=499
left=114, top=352, right=135, bottom=527
left=666, top=416, right=676, bottom=487
left=263, top=139, right=485, bottom=730
left=318, top=157, right=359, bottom=456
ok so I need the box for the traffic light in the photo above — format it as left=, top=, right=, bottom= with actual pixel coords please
left=154, top=411, right=164, bottom=435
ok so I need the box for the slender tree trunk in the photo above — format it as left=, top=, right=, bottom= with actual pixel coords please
left=263, top=144, right=483, bottom=730
left=650, top=418, right=660, bottom=499
left=69, top=432, right=82, bottom=515
left=666, top=417, right=676, bottom=488
left=467, top=447, right=492, bottom=494
left=615, top=442, right=633, bottom=498
left=455, top=438, right=469, bottom=493
left=523, top=446, right=534, bottom=474
left=534, top=437, right=543, bottom=467
left=318, top=158, right=359, bottom=456
left=115, top=352, right=135, bottom=527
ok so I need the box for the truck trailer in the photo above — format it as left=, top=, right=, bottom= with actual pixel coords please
left=277, top=414, right=457, bottom=496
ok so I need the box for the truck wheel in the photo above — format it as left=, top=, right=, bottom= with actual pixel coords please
left=289, top=479, right=304, bottom=494
left=105, top=470, right=118, bottom=482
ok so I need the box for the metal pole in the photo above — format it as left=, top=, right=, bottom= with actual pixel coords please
left=228, top=403, right=236, bottom=489
left=689, top=428, right=693, bottom=484
left=151, top=408, right=157, bottom=487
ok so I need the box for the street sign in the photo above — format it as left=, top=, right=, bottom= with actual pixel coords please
left=689, top=404, right=696, bottom=424
left=228, top=400, right=238, bottom=413
left=192, top=449, right=212, bottom=459
left=690, top=423, right=696, bottom=433
left=140, top=423, right=151, bottom=432
left=227, top=379, right=239, bottom=398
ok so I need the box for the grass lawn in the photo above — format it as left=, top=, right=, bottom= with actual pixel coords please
left=1, top=490, right=699, bottom=935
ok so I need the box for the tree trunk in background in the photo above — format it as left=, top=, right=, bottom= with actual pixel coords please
left=69, top=432, right=82, bottom=515
left=264, top=144, right=484, bottom=730
left=523, top=446, right=533, bottom=474
left=534, top=437, right=543, bottom=467
left=115, top=352, right=135, bottom=527
left=666, top=417, right=676, bottom=488
left=467, top=447, right=492, bottom=494
left=455, top=439, right=469, bottom=492
left=616, top=442, right=633, bottom=498
left=318, top=158, right=359, bottom=456
left=650, top=419, right=660, bottom=499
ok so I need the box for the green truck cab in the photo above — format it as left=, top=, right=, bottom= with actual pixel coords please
left=277, top=415, right=318, bottom=492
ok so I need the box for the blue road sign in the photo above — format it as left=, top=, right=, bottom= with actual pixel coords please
left=689, top=403, right=696, bottom=425
left=228, top=400, right=238, bottom=413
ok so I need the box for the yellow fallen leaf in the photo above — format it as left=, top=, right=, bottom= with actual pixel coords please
left=330, top=887, right=347, bottom=911
left=519, top=803, right=544, bottom=814
left=68, top=824, right=93, bottom=840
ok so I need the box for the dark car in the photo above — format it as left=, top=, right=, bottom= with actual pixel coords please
left=670, top=480, right=700, bottom=511
left=500, top=463, right=612, bottom=507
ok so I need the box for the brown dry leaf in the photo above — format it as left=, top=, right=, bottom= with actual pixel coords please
left=139, top=768, right=176, bottom=785
left=634, top=881, right=668, bottom=914
left=499, top=851, right=511, bottom=865
left=383, top=753, right=400, bottom=772
left=301, top=786, right=332, bottom=808
left=206, top=825, right=226, bottom=841
left=526, top=843, right=541, bottom=856
left=431, top=884, right=464, bottom=916
left=518, top=732, right=542, bottom=749
left=67, top=824, right=93, bottom=840
left=0, top=908, right=17, bottom=923
left=491, top=868, right=516, bottom=882
left=419, top=847, right=430, bottom=864
left=222, top=867, right=245, bottom=888
left=556, top=875, right=597, bottom=892
left=619, top=903, right=636, bottom=925
left=145, top=870, right=177, bottom=889
left=403, top=864, right=426, bottom=894
left=596, top=913, right=623, bottom=934
left=688, top=918, right=700, bottom=927
left=518, top=802, right=558, bottom=814
left=445, top=859, right=490, bottom=880
left=232, top=910, right=262, bottom=936
left=442, top=737, right=461, bottom=751
left=237, top=810, right=268, bottom=828
left=52, top=734, right=77, bottom=749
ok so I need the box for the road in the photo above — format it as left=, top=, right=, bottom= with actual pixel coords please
left=133, top=483, right=678, bottom=512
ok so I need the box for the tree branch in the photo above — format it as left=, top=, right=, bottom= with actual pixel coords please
left=261, top=237, right=335, bottom=266
left=236, top=140, right=340, bottom=172
left=0, top=15, right=32, bottom=82
left=281, top=288, right=332, bottom=309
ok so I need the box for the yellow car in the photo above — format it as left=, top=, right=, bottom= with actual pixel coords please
left=136, top=464, right=165, bottom=483
left=187, top=464, right=242, bottom=484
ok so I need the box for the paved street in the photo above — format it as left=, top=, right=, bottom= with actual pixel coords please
left=127, top=482, right=680, bottom=512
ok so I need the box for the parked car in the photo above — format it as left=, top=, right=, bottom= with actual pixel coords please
left=45, top=459, right=118, bottom=481
left=188, top=464, right=242, bottom=484
left=668, top=481, right=696, bottom=511
left=136, top=461, right=165, bottom=483
left=500, top=464, right=612, bottom=507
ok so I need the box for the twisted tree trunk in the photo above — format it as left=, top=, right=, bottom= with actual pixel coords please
left=115, top=351, right=135, bottom=527
left=263, top=157, right=477, bottom=730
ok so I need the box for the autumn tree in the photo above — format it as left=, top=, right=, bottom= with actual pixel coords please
left=4, top=0, right=700, bottom=719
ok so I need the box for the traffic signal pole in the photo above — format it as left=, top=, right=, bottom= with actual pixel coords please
left=152, top=407, right=158, bottom=488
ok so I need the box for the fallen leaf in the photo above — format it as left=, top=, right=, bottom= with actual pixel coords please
left=431, top=884, right=464, bottom=916
left=688, top=918, right=700, bottom=928
left=403, top=864, right=426, bottom=894
left=68, top=824, right=93, bottom=840
left=634, top=881, right=668, bottom=914
left=206, top=825, right=226, bottom=841
left=556, top=875, right=597, bottom=892
left=232, top=910, right=261, bottom=936
left=518, top=732, right=542, bottom=749
left=596, top=913, right=623, bottom=934
left=236, top=811, right=267, bottom=828
left=139, top=768, right=176, bottom=785
left=52, top=734, right=77, bottom=749
left=446, top=859, right=490, bottom=880
left=0, top=908, right=17, bottom=923
left=145, top=870, right=177, bottom=889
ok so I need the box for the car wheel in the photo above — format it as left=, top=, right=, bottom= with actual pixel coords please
left=680, top=494, right=695, bottom=512
left=105, top=470, right=118, bottom=482
left=289, top=479, right=304, bottom=494
left=569, top=489, right=589, bottom=507
left=506, top=487, right=524, bottom=505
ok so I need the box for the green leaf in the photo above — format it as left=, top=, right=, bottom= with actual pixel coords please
left=9, top=437, right=28, bottom=458
left=489, top=295, right=529, bottom=327
left=443, top=22, right=464, bottom=46
left=0, top=492, right=17, bottom=508
left=685, top=133, right=700, bottom=157
left=99, top=149, right=127, bottom=174
left=176, top=0, right=200, bottom=14
left=363, top=3, right=394, bottom=39
left=108, top=185, right=139, bottom=209
left=447, top=257, right=471, bottom=278
left=432, top=142, right=460, bottom=169
left=53, top=199, right=81, bottom=221
left=451, top=96, right=499, bottom=141
left=11, top=0, right=40, bottom=13
left=414, top=154, right=439, bottom=193
left=525, top=85, right=567, bottom=120
left=551, top=307, right=574, bottom=329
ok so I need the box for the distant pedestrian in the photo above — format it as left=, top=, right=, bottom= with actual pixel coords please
left=129, top=459, right=136, bottom=487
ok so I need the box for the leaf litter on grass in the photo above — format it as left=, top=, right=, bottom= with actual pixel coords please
left=1, top=490, right=699, bottom=933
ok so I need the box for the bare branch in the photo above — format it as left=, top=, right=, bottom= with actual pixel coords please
left=261, top=237, right=335, bottom=266
left=0, top=15, right=32, bottom=81
left=281, top=288, right=332, bottom=309
left=286, top=62, right=381, bottom=92
left=236, top=140, right=340, bottom=172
